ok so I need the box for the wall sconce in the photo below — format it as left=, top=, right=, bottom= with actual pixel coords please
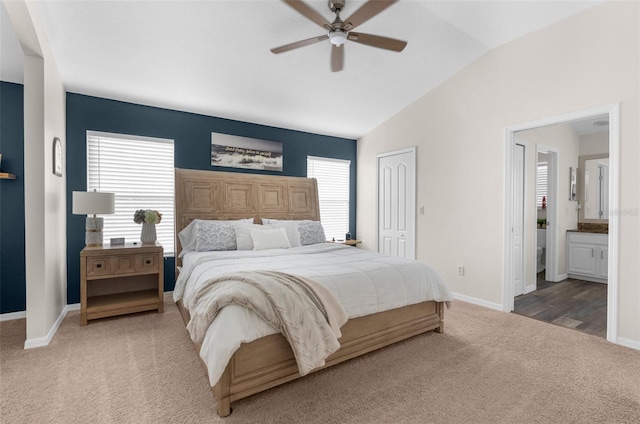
left=73, top=190, right=115, bottom=246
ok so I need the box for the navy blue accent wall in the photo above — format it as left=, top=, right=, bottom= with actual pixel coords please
left=0, top=82, right=26, bottom=313
left=66, top=93, right=357, bottom=305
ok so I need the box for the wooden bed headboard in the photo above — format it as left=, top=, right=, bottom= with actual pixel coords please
left=174, top=168, right=320, bottom=263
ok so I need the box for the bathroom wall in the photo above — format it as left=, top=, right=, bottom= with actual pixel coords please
left=515, top=123, right=580, bottom=289
left=579, top=132, right=609, bottom=156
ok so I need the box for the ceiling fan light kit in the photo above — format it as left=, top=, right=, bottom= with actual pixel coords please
left=272, top=0, right=407, bottom=72
left=329, top=30, right=347, bottom=46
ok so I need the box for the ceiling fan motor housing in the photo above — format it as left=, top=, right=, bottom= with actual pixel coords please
left=328, top=0, right=346, bottom=13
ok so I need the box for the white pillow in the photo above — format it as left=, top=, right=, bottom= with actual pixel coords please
left=234, top=223, right=274, bottom=250
left=269, top=221, right=302, bottom=248
left=250, top=227, right=291, bottom=250
left=262, top=219, right=326, bottom=246
left=178, top=221, right=198, bottom=257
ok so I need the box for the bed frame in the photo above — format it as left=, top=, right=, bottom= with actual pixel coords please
left=174, top=168, right=445, bottom=417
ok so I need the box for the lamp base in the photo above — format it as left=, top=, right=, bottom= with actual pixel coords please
left=85, top=217, right=104, bottom=247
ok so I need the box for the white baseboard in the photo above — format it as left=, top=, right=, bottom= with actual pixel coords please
left=0, top=310, right=26, bottom=321
left=1, top=303, right=79, bottom=323
left=24, top=304, right=74, bottom=349
left=67, top=303, right=80, bottom=311
left=617, top=337, right=640, bottom=351
left=524, top=284, right=536, bottom=294
left=451, top=292, right=503, bottom=311
left=556, top=273, right=568, bottom=281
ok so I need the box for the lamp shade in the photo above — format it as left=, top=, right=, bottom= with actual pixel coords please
left=72, top=191, right=115, bottom=215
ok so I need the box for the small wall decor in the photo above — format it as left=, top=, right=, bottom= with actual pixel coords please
left=569, top=166, right=577, bottom=201
left=211, top=132, right=283, bottom=172
left=53, top=137, right=62, bottom=177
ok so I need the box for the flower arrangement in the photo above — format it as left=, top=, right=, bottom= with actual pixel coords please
left=134, top=209, right=162, bottom=225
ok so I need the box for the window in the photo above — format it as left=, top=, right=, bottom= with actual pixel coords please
left=87, top=131, right=175, bottom=255
left=307, top=156, right=350, bottom=240
left=537, top=161, right=548, bottom=209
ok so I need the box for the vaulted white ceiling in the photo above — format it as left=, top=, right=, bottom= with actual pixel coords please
left=1, top=1, right=602, bottom=139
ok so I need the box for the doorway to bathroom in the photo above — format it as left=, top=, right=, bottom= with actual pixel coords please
left=513, top=118, right=610, bottom=339
left=504, top=105, right=619, bottom=343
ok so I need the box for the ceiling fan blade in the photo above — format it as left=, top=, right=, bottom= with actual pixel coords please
left=271, top=35, right=329, bottom=54
left=347, top=32, right=407, bottom=52
left=284, top=0, right=333, bottom=30
left=342, top=0, right=398, bottom=31
left=331, top=44, right=344, bottom=72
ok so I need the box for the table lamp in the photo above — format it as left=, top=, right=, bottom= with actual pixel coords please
left=73, top=190, right=115, bottom=246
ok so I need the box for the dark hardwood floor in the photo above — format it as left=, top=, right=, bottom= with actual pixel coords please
left=513, top=274, right=607, bottom=338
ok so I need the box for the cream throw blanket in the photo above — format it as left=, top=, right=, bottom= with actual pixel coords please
left=187, top=270, right=349, bottom=376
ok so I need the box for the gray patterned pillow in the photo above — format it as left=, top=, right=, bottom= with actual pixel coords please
left=193, top=218, right=253, bottom=252
left=297, top=221, right=327, bottom=245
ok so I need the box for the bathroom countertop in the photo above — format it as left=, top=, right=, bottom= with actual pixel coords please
left=568, top=223, right=609, bottom=234
left=567, top=229, right=609, bottom=234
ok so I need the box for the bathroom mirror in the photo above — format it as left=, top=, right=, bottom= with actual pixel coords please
left=578, top=154, right=609, bottom=222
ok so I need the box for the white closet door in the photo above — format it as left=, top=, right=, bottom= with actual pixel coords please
left=377, top=148, right=416, bottom=259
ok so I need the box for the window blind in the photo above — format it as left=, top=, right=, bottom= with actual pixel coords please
left=307, top=156, right=350, bottom=240
left=537, top=161, right=548, bottom=209
left=87, top=132, right=175, bottom=255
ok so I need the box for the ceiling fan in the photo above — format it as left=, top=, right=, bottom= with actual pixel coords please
left=271, top=0, right=407, bottom=72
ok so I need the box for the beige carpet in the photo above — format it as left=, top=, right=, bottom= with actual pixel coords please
left=1, top=298, right=639, bottom=424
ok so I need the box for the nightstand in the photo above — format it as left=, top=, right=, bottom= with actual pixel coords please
left=329, top=239, right=361, bottom=246
left=80, top=242, right=164, bottom=325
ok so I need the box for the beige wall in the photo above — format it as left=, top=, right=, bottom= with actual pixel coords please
left=357, top=1, right=639, bottom=346
left=579, top=132, right=609, bottom=156
left=5, top=0, right=67, bottom=345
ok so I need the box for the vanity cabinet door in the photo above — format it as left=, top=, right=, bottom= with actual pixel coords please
left=598, top=246, right=608, bottom=279
left=568, top=243, right=597, bottom=276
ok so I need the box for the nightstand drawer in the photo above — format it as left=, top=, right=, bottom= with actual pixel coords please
left=111, top=255, right=136, bottom=274
left=136, top=253, right=159, bottom=273
left=86, top=257, right=110, bottom=277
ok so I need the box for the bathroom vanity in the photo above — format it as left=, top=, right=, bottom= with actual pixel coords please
left=567, top=232, right=608, bottom=283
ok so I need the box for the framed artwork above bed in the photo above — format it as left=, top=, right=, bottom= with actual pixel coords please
left=211, top=132, right=283, bottom=172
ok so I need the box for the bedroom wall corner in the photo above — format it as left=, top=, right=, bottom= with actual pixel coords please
left=5, top=0, right=67, bottom=345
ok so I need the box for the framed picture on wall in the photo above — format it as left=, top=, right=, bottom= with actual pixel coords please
left=53, top=137, right=62, bottom=177
left=569, top=166, right=576, bottom=201
left=211, top=132, right=283, bottom=172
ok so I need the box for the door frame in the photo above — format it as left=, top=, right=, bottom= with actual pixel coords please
left=376, top=147, right=416, bottom=258
left=503, top=104, right=620, bottom=343
left=513, top=143, right=525, bottom=296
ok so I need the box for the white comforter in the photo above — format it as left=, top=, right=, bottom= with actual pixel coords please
left=174, top=243, right=452, bottom=386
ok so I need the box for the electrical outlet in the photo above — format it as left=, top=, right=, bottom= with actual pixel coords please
left=457, top=265, right=465, bottom=276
